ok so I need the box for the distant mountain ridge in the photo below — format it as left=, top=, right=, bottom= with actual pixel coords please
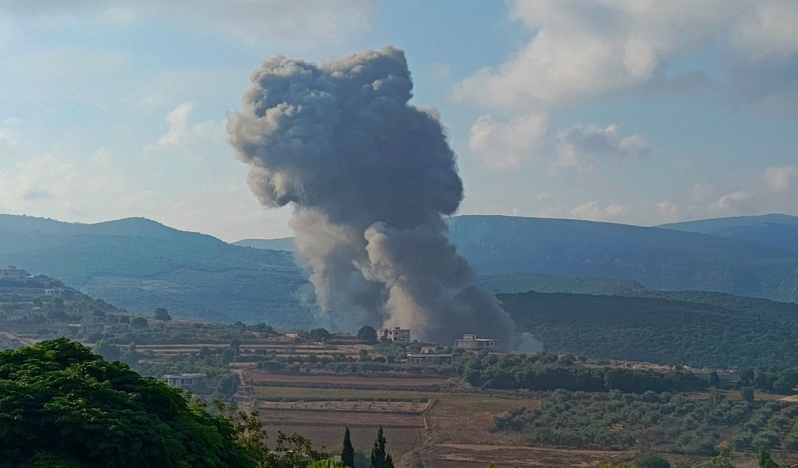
left=448, top=215, right=798, bottom=302
left=238, top=214, right=798, bottom=302
left=234, top=237, right=297, bottom=252
left=0, top=214, right=314, bottom=328
left=3, top=213, right=798, bottom=329
left=659, top=214, right=798, bottom=253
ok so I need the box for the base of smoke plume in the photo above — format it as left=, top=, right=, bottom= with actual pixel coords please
left=513, top=332, right=545, bottom=353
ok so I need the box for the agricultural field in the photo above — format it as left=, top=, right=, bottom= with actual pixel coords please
left=238, top=366, right=545, bottom=466
left=72, top=326, right=798, bottom=468
left=6, top=287, right=798, bottom=468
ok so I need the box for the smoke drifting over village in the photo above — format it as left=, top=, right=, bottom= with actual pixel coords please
left=228, top=46, right=515, bottom=347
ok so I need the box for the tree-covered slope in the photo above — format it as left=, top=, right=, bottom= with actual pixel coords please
left=478, top=272, right=648, bottom=296
left=447, top=215, right=798, bottom=303
left=0, top=215, right=314, bottom=327
left=0, top=339, right=255, bottom=468
left=236, top=214, right=798, bottom=303
left=501, top=289, right=798, bottom=368
left=660, top=214, right=798, bottom=253
left=234, top=237, right=297, bottom=252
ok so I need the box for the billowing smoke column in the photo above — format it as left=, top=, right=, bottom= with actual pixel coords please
left=228, top=46, right=515, bottom=347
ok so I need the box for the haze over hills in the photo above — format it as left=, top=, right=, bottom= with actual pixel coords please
left=234, top=237, right=297, bottom=252
left=500, top=288, right=798, bottom=368
left=659, top=214, right=798, bottom=253
left=0, top=214, right=314, bottom=328
left=236, top=214, right=798, bottom=302
left=4, top=213, right=798, bottom=330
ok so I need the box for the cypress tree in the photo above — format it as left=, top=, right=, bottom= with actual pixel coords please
left=342, top=427, right=355, bottom=468
left=369, top=426, right=393, bottom=468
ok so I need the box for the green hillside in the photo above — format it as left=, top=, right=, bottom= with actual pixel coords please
left=0, top=215, right=314, bottom=328
left=501, top=289, right=798, bottom=368
left=661, top=214, right=798, bottom=252
left=447, top=215, right=798, bottom=303
left=478, top=272, right=648, bottom=295
left=660, top=214, right=798, bottom=233
left=233, top=237, right=297, bottom=252
left=236, top=214, right=798, bottom=303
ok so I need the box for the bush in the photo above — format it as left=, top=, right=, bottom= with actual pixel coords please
left=636, top=453, right=671, bottom=468
left=0, top=339, right=254, bottom=467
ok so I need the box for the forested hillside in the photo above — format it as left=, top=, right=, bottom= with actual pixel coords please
left=448, top=215, right=798, bottom=303
left=501, top=290, right=798, bottom=368
left=235, top=214, right=798, bottom=304
left=661, top=214, right=798, bottom=253
left=0, top=215, right=314, bottom=327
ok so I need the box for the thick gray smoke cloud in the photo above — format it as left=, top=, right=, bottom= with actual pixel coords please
left=228, top=46, right=515, bottom=347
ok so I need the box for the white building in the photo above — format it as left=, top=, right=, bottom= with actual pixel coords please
left=163, top=373, right=208, bottom=391
left=378, top=327, right=411, bottom=342
left=454, top=334, right=499, bottom=351
left=0, top=266, right=31, bottom=281
left=407, top=346, right=453, bottom=364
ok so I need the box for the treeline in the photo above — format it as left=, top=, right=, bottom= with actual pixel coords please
left=496, top=389, right=798, bottom=455
left=737, top=367, right=798, bottom=394
left=0, top=339, right=357, bottom=468
left=256, top=357, right=456, bottom=377
left=459, top=353, right=707, bottom=393
left=0, top=275, right=65, bottom=289
left=500, top=290, right=798, bottom=368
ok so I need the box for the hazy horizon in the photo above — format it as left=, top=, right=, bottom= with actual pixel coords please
left=2, top=1, right=797, bottom=243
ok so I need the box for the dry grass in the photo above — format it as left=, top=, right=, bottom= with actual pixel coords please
left=256, top=400, right=429, bottom=413
left=419, top=444, right=632, bottom=468
left=262, top=425, right=423, bottom=457
left=243, top=369, right=457, bottom=391
left=252, top=386, right=436, bottom=401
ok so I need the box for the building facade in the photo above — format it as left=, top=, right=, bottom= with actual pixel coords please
left=163, top=373, right=208, bottom=391
left=407, top=347, right=453, bottom=365
left=378, top=327, right=411, bottom=342
left=454, top=334, right=499, bottom=351
left=0, top=266, right=31, bottom=281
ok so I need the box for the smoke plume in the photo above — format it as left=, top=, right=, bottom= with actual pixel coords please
left=228, top=46, right=515, bottom=347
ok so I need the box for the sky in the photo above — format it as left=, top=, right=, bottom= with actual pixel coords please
left=1, top=0, right=797, bottom=242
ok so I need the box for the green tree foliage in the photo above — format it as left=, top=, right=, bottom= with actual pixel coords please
left=154, top=307, right=172, bottom=322
left=741, top=387, right=755, bottom=402
left=369, top=426, right=394, bottom=468
left=709, top=449, right=737, bottom=468
left=0, top=338, right=253, bottom=468
left=635, top=453, right=671, bottom=468
left=307, top=461, right=343, bottom=468
left=269, top=431, right=326, bottom=468
left=93, top=339, right=121, bottom=361
left=131, top=316, right=149, bottom=328
left=118, top=342, right=139, bottom=366
left=210, top=401, right=328, bottom=468
left=459, top=353, right=707, bottom=393
left=309, top=328, right=332, bottom=342
left=500, top=290, right=798, bottom=368
left=494, top=390, right=793, bottom=454
left=342, top=427, right=355, bottom=468
left=757, top=448, right=779, bottom=468
left=738, top=367, right=798, bottom=394
left=357, top=326, right=377, bottom=344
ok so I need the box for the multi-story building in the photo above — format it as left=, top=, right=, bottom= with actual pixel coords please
left=0, top=266, right=31, bottom=281
left=378, top=327, right=411, bottom=342
left=454, top=334, right=499, bottom=351
left=163, top=373, right=208, bottom=391
left=407, top=346, right=453, bottom=365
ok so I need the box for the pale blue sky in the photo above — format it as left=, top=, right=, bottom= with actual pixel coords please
left=1, top=0, right=797, bottom=241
